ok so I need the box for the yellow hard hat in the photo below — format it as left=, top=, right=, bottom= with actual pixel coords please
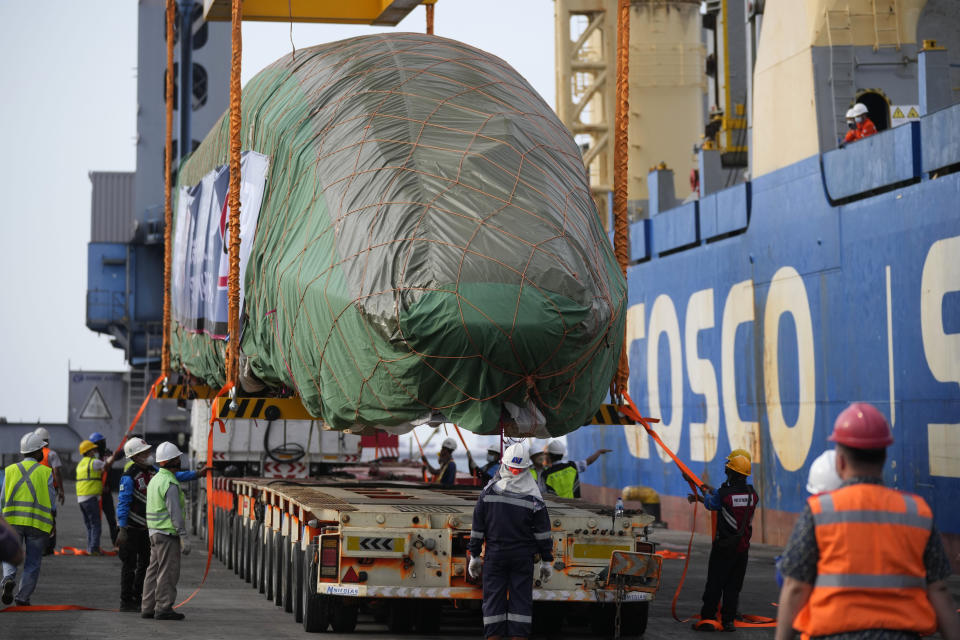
left=78, top=439, right=98, bottom=455
left=728, top=448, right=752, bottom=463
left=726, top=454, right=751, bottom=476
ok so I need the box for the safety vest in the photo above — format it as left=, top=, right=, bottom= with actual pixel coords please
left=124, top=459, right=134, bottom=473
left=543, top=462, right=579, bottom=499
left=793, top=483, right=937, bottom=637
left=40, top=447, right=51, bottom=468
left=2, top=459, right=54, bottom=533
left=76, top=456, right=102, bottom=496
left=145, top=467, right=185, bottom=536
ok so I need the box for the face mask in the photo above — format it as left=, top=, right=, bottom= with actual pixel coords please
left=855, top=116, right=863, bottom=124
left=487, top=452, right=499, bottom=464
left=145, top=455, right=155, bottom=466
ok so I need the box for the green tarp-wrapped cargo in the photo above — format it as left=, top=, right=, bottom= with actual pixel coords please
left=169, top=33, right=625, bottom=436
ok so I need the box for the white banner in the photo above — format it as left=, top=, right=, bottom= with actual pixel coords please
left=171, top=151, right=269, bottom=339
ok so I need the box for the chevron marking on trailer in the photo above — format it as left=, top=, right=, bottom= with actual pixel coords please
left=214, top=396, right=316, bottom=421
left=345, top=536, right=406, bottom=554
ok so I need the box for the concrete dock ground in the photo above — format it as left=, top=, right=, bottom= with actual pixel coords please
left=2, top=481, right=956, bottom=639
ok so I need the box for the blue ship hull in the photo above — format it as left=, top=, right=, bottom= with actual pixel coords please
left=567, top=105, right=960, bottom=546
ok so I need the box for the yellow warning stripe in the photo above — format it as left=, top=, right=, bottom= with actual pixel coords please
left=213, top=396, right=317, bottom=421
left=590, top=404, right=636, bottom=425
left=153, top=384, right=218, bottom=400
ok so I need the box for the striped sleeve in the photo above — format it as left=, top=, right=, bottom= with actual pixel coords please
left=532, top=501, right=554, bottom=561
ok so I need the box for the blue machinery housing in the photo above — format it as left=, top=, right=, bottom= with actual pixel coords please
left=568, top=102, right=960, bottom=543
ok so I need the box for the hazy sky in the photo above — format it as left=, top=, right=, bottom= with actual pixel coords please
left=0, top=1, right=556, bottom=423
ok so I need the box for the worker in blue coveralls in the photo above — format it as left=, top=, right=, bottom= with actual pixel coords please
left=468, top=442, right=554, bottom=640
left=688, top=454, right=759, bottom=631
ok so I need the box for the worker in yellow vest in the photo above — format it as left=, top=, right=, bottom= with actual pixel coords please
left=540, top=440, right=611, bottom=499
left=141, top=442, right=190, bottom=620
left=76, top=439, right=116, bottom=554
left=1, top=433, right=56, bottom=606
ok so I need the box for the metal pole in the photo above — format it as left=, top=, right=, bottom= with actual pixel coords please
left=179, top=0, right=194, bottom=163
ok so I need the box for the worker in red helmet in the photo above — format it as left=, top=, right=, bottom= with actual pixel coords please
left=775, top=403, right=960, bottom=640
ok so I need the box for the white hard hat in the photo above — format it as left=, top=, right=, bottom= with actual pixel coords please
left=34, top=427, right=50, bottom=443
left=850, top=103, right=869, bottom=117
left=441, top=436, right=458, bottom=452
left=486, top=443, right=501, bottom=455
left=545, top=440, right=566, bottom=457
left=806, top=450, right=842, bottom=494
left=155, top=441, right=183, bottom=464
left=124, top=437, right=152, bottom=459
left=20, top=432, right=45, bottom=455
left=844, top=107, right=856, bottom=119
left=502, top=443, right=532, bottom=469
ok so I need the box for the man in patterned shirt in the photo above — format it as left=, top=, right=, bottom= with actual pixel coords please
left=776, top=403, right=959, bottom=640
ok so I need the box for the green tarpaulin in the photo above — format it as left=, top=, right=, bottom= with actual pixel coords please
left=170, top=33, right=626, bottom=436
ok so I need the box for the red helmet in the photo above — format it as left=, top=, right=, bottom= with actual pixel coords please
left=828, top=402, right=893, bottom=448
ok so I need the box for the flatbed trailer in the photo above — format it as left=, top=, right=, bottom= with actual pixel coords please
left=207, top=477, right=662, bottom=636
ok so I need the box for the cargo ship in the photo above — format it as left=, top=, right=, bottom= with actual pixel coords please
left=561, top=0, right=960, bottom=565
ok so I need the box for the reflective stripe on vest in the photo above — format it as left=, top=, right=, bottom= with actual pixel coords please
left=145, top=467, right=185, bottom=535
left=2, top=460, right=54, bottom=533
left=543, top=463, right=579, bottom=499
left=75, top=456, right=102, bottom=496
left=793, top=484, right=937, bottom=637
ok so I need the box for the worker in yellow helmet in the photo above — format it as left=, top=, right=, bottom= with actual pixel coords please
left=1, top=433, right=56, bottom=606
left=76, top=439, right=117, bottom=555
left=689, top=454, right=759, bottom=631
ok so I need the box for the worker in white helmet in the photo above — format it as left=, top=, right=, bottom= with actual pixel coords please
left=141, top=442, right=190, bottom=620
left=468, top=442, right=553, bottom=639
left=540, top=439, right=611, bottom=499
left=423, top=435, right=458, bottom=486
left=841, top=102, right=876, bottom=146
left=33, top=427, right=64, bottom=556
left=1, top=433, right=56, bottom=606
left=468, top=443, right=502, bottom=487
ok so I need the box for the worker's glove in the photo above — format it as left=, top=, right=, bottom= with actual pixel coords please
left=468, top=555, right=483, bottom=579
left=116, top=527, right=129, bottom=547
left=180, top=537, right=191, bottom=556
left=538, top=562, right=553, bottom=584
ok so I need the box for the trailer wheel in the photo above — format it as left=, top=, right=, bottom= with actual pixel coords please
left=234, top=516, right=243, bottom=575
left=387, top=599, right=415, bottom=633
left=250, top=523, right=260, bottom=587
left=226, top=515, right=235, bottom=570
left=533, top=602, right=565, bottom=636
left=414, top=600, right=441, bottom=633
left=216, top=511, right=225, bottom=561
left=292, top=543, right=304, bottom=623
left=282, top=538, right=294, bottom=613
left=238, top=521, right=247, bottom=580
left=330, top=597, right=359, bottom=633
left=589, top=601, right=649, bottom=638
left=273, top=533, right=284, bottom=606
left=265, top=531, right=275, bottom=601
left=257, top=525, right=267, bottom=594
left=302, top=545, right=330, bottom=633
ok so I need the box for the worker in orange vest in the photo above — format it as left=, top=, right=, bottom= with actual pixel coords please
left=775, top=403, right=960, bottom=640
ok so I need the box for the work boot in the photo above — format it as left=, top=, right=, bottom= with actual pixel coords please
left=723, top=622, right=737, bottom=632
left=141, top=611, right=154, bottom=619
left=1, top=579, right=14, bottom=605
left=155, top=610, right=185, bottom=620
left=119, top=602, right=140, bottom=612
left=14, top=599, right=30, bottom=607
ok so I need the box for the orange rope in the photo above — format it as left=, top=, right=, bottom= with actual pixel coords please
left=611, top=0, right=631, bottom=402
left=426, top=3, right=434, bottom=35
left=226, top=0, right=243, bottom=386
left=161, top=0, right=175, bottom=377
